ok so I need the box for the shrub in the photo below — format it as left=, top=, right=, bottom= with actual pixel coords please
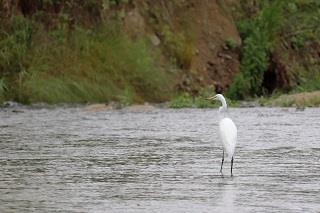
left=169, top=86, right=219, bottom=108
left=161, top=25, right=196, bottom=70
left=225, top=37, right=237, bottom=49
left=228, top=0, right=284, bottom=99
left=194, top=85, right=217, bottom=108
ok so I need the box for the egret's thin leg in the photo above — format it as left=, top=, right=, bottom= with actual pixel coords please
left=231, top=156, right=234, bottom=176
left=220, top=150, right=224, bottom=173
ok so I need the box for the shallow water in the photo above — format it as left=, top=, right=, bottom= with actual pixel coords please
left=0, top=107, right=320, bottom=212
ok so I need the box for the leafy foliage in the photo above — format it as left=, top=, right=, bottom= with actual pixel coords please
left=169, top=86, right=220, bottom=108
left=224, top=37, right=237, bottom=50
left=284, top=0, right=320, bottom=47
left=228, top=0, right=320, bottom=99
left=228, top=0, right=284, bottom=99
left=168, top=92, right=194, bottom=108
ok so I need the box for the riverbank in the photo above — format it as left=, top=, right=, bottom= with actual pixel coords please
left=260, top=91, right=320, bottom=107
left=1, top=1, right=319, bottom=104
left=2, top=90, right=320, bottom=110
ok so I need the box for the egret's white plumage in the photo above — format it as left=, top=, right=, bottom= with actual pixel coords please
left=219, top=117, right=237, bottom=159
left=207, top=94, right=237, bottom=175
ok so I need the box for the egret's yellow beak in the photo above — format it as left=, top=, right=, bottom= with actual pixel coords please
left=207, top=95, right=217, bottom=101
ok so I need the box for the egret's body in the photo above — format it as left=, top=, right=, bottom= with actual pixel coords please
left=208, top=94, right=237, bottom=176
left=219, top=117, right=237, bottom=159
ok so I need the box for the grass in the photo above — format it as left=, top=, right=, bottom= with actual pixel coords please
left=160, top=24, right=196, bottom=70
left=258, top=74, right=320, bottom=107
left=2, top=2, right=320, bottom=105
left=261, top=91, right=320, bottom=107
left=0, top=17, right=172, bottom=104
left=0, top=78, right=7, bottom=103
left=292, top=75, right=320, bottom=93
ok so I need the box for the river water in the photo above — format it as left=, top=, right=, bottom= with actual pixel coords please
left=0, top=106, right=319, bottom=212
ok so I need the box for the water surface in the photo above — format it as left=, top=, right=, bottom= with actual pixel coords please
left=1, top=107, right=319, bottom=212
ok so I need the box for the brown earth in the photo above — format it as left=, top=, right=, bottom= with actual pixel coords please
left=179, top=0, right=241, bottom=93
left=3, top=0, right=318, bottom=97
left=1, top=0, right=241, bottom=94
left=125, top=0, right=241, bottom=93
left=263, top=41, right=320, bottom=94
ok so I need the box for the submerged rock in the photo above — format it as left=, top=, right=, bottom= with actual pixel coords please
left=122, top=103, right=157, bottom=113
left=2, top=101, right=20, bottom=108
left=85, top=102, right=122, bottom=112
left=238, top=101, right=260, bottom=108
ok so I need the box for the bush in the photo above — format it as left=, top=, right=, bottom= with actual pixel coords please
left=226, top=72, right=250, bottom=100
left=194, top=85, right=217, bottom=108
left=228, top=0, right=284, bottom=99
left=161, top=25, right=196, bottom=70
left=225, top=37, right=237, bottom=49
left=168, top=92, right=193, bottom=108
left=169, top=86, right=219, bottom=108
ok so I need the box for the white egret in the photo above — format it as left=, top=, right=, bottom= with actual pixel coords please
left=207, top=94, right=237, bottom=176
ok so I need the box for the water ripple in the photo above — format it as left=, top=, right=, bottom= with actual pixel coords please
left=0, top=107, right=320, bottom=212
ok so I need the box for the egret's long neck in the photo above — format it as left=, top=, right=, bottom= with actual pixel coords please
left=220, top=98, right=227, bottom=110
left=218, top=97, right=227, bottom=111
left=218, top=97, right=228, bottom=118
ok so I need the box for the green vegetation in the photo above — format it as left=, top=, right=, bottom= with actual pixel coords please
left=168, top=92, right=194, bottom=108
left=0, top=78, right=7, bottom=103
left=227, top=0, right=284, bottom=99
left=168, top=86, right=238, bottom=108
left=169, top=86, right=216, bottom=108
left=228, top=0, right=320, bottom=101
left=1, top=0, right=320, bottom=107
left=260, top=91, right=320, bottom=107
left=0, top=16, right=170, bottom=104
left=283, top=0, right=320, bottom=93
left=224, top=37, right=237, bottom=50
left=164, top=30, right=196, bottom=70
left=285, top=1, right=320, bottom=46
